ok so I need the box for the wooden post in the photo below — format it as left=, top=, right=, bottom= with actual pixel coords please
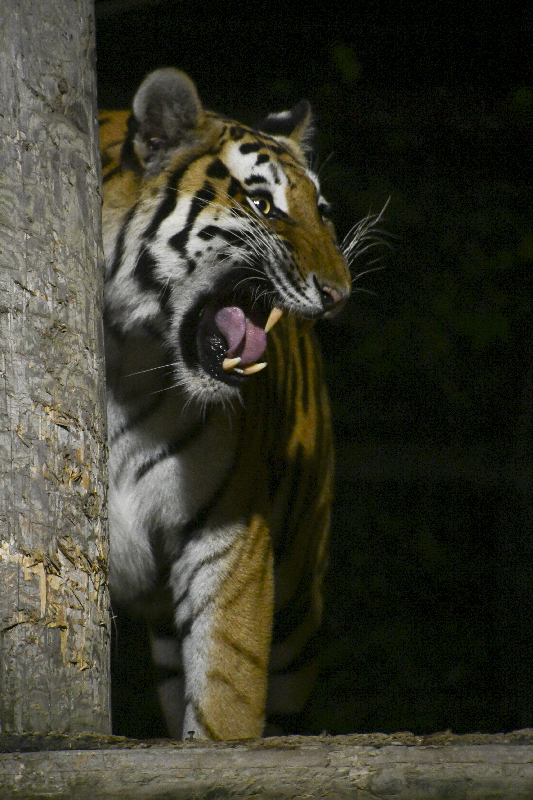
left=0, top=0, right=110, bottom=734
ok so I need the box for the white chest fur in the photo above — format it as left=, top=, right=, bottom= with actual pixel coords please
left=107, top=385, right=241, bottom=607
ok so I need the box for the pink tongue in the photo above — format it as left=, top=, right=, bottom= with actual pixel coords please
left=214, top=306, right=267, bottom=366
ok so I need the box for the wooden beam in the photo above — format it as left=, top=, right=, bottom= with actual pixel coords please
left=1, top=730, right=533, bottom=798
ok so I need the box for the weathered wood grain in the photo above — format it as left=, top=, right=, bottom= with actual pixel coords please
left=0, top=0, right=110, bottom=734
left=1, top=731, right=533, bottom=799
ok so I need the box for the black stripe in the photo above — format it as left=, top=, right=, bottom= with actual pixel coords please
left=206, top=158, right=229, bottom=179
left=108, top=392, right=167, bottom=447
left=107, top=204, right=138, bottom=281
left=239, top=142, right=261, bottom=154
left=273, top=431, right=329, bottom=566
left=311, top=344, right=326, bottom=432
left=170, top=470, right=238, bottom=612
left=266, top=257, right=306, bottom=307
left=227, top=176, right=243, bottom=198
left=218, top=533, right=272, bottom=613
left=102, top=164, right=122, bottom=184
left=135, top=417, right=206, bottom=482
left=197, top=225, right=244, bottom=247
left=119, top=113, right=142, bottom=173
left=203, top=669, right=256, bottom=706
left=229, top=126, right=246, bottom=140
left=178, top=617, right=193, bottom=642
left=269, top=274, right=305, bottom=308
left=171, top=542, right=234, bottom=626
left=168, top=181, right=216, bottom=253
left=143, top=164, right=189, bottom=240
left=179, top=461, right=236, bottom=548
left=154, top=665, right=183, bottom=684
left=132, top=248, right=172, bottom=317
left=133, top=248, right=160, bottom=291
left=297, top=334, right=310, bottom=414
left=244, top=174, right=268, bottom=186
left=272, top=442, right=305, bottom=561
left=263, top=142, right=291, bottom=157
left=191, top=704, right=217, bottom=740
left=217, top=631, right=266, bottom=670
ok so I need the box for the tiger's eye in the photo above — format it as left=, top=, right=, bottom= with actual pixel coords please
left=251, top=197, right=272, bottom=216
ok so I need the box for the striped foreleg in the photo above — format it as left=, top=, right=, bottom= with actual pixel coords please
left=148, top=618, right=186, bottom=739
left=170, top=515, right=274, bottom=740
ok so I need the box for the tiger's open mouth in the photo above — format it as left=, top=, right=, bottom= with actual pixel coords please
left=182, top=275, right=283, bottom=387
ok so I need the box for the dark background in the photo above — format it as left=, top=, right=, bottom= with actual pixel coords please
left=95, top=0, right=532, bottom=737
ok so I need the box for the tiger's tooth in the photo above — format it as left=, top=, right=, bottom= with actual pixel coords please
left=241, top=361, right=268, bottom=375
left=264, top=307, right=283, bottom=333
left=222, top=357, right=242, bottom=371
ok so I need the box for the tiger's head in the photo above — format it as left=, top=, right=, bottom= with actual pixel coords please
left=101, top=68, right=352, bottom=403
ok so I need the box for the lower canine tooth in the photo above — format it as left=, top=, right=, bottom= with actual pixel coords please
left=242, top=362, right=267, bottom=375
left=265, top=307, right=283, bottom=333
left=223, top=357, right=242, bottom=371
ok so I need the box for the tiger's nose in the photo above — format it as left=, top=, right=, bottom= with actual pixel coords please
left=314, top=278, right=349, bottom=317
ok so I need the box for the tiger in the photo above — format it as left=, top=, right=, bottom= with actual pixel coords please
left=99, top=67, right=353, bottom=741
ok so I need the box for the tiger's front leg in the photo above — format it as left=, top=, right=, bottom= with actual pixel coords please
left=160, top=514, right=274, bottom=740
left=148, top=618, right=186, bottom=739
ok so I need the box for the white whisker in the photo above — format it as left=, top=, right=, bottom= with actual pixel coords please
left=351, top=287, right=379, bottom=296
left=123, top=362, right=179, bottom=378
left=351, top=264, right=387, bottom=284
left=315, top=151, right=335, bottom=179
left=341, top=199, right=393, bottom=278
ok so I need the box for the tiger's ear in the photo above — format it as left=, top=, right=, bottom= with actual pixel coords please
left=128, top=68, right=203, bottom=169
left=257, top=100, right=314, bottom=154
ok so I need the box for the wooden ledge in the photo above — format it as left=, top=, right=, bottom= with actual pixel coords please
left=2, top=730, right=533, bottom=799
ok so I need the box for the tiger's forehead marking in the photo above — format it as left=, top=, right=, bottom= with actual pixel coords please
left=210, top=117, right=320, bottom=214
left=223, top=140, right=291, bottom=212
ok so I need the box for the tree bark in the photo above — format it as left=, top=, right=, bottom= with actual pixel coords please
left=0, top=1, right=110, bottom=733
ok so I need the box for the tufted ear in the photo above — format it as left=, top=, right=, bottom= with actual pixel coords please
left=128, top=68, right=203, bottom=169
left=257, top=100, right=314, bottom=152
